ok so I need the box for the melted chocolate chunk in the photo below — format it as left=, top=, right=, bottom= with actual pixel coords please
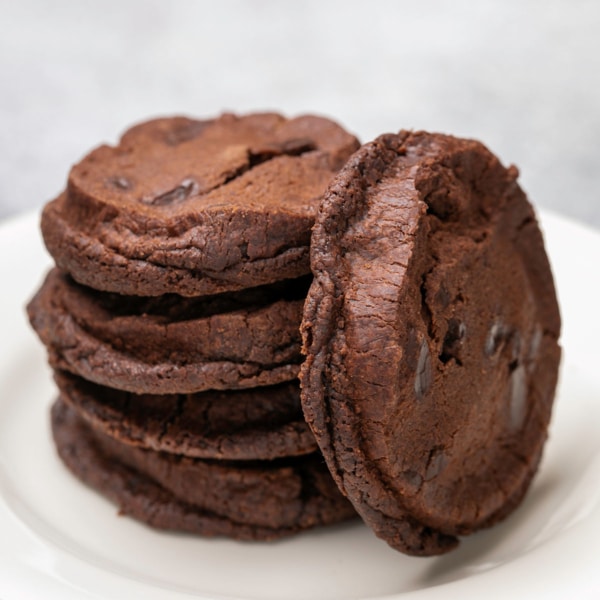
left=107, top=176, right=132, bottom=190
left=414, top=339, right=433, bottom=398
left=142, top=178, right=199, bottom=206
left=439, top=318, right=466, bottom=364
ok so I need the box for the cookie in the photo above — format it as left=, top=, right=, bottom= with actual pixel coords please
left=52, top=400, right=356, bottom=539
left=300, top=131, right=561, bottom=555
left=55, top=370, right=317, bottom=460
left=41, top=113, right=359, bottom=297
left=28, top=269, right=309, bottom=394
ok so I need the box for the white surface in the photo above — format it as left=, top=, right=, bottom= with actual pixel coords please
left=0, top=210, right=599, bottom=599
left=1, top=0, right=600, bottom=227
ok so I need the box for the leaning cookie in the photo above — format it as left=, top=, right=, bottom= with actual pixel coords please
left=28, top=269, right=308, bottom=394
left=54, top=370, right=318, bottom=461
left=51, top=400, right=356, bottom=539
left=41, top=113, right=359, bottom=297
left=300, top=131, right=561, bottom=556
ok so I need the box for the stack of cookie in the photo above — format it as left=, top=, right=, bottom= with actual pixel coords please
left=28, top=114, right=562, bottom=557
left=28, top=113, right=360, bottom=540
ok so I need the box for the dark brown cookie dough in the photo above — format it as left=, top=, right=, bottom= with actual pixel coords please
left=41, top=113, right=359, bottom=296
left=28, top=269, right=308, bottom=394
left=55, top=370, right=317, bottom=460
left=51, top=400, right=356, bottom=539
left=300, top=131, right=561, bottom=556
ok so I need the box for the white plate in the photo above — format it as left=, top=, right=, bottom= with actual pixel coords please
left=0, top=210, right=599, bottom=600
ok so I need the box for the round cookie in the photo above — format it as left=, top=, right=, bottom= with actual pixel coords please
left=55, top=370, right=317, bottom=460
left=28, top=269, right=308, bottom=394
left=41, top=113, right=359, bottom=297
left=51, top=400, right=356, bottom=539
left=300, top=131, right=561, bottom=556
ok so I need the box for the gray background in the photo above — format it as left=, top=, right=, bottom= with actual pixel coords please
left=1, top=0, right=599, bottom=227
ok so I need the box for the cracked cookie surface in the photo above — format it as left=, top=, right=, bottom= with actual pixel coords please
left=300, top=131, right=561, bottom=556
left=41, top=113, right=359, bottom=296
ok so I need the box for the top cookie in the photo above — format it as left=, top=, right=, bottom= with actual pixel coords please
left=300, top=131, right=561, bottom=556
left=42, top=113, right=359, bottom=296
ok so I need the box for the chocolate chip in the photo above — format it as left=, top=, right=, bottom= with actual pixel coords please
left=142, top=178, right=199, bottom=207
left=528, top=325, right=543, bottom=364
left=485, top=320, right=508, bottom=358
left=401, top=469, right=423, bottom=491
left=509, top=365, right=528, bottom=431
left=435, top=284, right=451, bottom=309
left=439, top=318, right=466, bottom=364
left=425, top=446, right=448, bottom=481
left=238, top=242, right=249, bottom=260
left=414, top=339, right=433, bottom=398
left=108, top=176, right=132, bottom=190
left=510, top=330, right=522, bottom=362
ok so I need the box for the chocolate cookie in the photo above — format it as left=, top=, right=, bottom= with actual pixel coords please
left=52, top=400, right=356, bottom=539
left=28, top=269, right=308, bottom=394
left=300, top=131, right=561, bottom=555
left=41, top=113, right=359, bottom=296
left=55, top=370, right=317, bottom=460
